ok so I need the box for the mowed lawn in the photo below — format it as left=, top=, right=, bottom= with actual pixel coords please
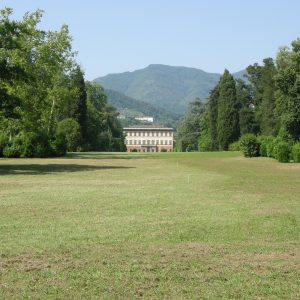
left=0, top=152, right=299, bottom=299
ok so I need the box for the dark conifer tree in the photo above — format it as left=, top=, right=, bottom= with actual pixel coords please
left=217, top=70, right=240, bottom=150
left=71, top=66, right=87, bottom=142
left=208, top=85, right=219, bottom=150
left=246, top=58, right=278, bottom=136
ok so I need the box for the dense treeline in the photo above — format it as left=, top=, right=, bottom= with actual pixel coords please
left=177, top=38, right=300, bottom=162
left=0, top=8, right=124, bottom=158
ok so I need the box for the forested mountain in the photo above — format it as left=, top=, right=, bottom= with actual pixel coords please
left=104, top=89, right=178, bottom=126
left=105, top=89, right=163, bottom=117
left=94, top=64, right=246, bottom=114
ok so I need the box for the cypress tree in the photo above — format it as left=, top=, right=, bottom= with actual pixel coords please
left=217, top=70, right=240, bottom=150
left=258, top=58, right=277, bottom=135
left=208, top=84, right=219, bottom=150
left=71, top=66, right=87, bottom=142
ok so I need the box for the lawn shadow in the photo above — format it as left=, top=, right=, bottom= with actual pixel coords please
left=65, top=152, right=161, bottom=160
left=0, top=164, right=134, bottom=176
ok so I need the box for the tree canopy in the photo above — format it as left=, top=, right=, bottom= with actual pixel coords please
left=0, top=8, right=125, bottom=157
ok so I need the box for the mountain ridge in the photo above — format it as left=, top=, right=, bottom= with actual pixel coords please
left=95, top=64, right=246, bottom=114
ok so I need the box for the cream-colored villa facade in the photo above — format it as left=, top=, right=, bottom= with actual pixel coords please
left=124, top=125, right=174, bottom=152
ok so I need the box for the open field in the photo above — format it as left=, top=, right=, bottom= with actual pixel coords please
left=0, top=152, right=299, bottom=299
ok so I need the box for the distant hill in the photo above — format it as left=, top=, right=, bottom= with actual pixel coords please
left=95, top=64, right=246, bottom=114
left=105, top=89, right=179, bottom=127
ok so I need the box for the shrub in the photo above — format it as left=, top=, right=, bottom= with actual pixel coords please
left=239, top=134, right=259, bottom=157
left=111, top=137, right=126, bottom=152
left=2, top=132, right=52, bottom=158
left=3, top=134, right=23, bottom=158
left=228, top=140, right=240, bottom=151
left=50, top=132, right=67, bottom=157
left=292, top=143, right=300, bottom=163
left=276, top=141, right=291, bottom=163
left=266, top=137, right=278, bottom=158
left=257, top=136, right=274, bottom=157
left=56, top=118, right=82, bottom=152
left=160, top=149, right=167, bottom=152
left=198, top=134, right=212, bottom=152
left=0, top=133, right=9, bottom=157
left=131, top=149, right=138, bottom=152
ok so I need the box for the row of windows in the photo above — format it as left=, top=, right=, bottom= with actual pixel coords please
left=126, top=140, right=172, bottom=145
left=126, top=131, right=172, bottom=137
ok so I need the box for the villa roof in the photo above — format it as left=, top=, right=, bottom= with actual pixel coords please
left=123, top=125, right=173, bottom=130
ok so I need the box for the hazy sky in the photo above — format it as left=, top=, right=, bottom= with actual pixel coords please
left=2, top=0, right=300, bottom=80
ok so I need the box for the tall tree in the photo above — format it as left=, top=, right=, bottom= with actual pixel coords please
left=217, top=70, right=240, bottom=150
left=177, top=98, right=205, bottom=151
left=275, top=39, right=300, bottom=141
left=71, top=66, right=87, bottom=142
left=85, top=81, right=124, bottom=151
left=246, top=58, right=278, bottom=135
left=208, top=84, right=219, bottom=150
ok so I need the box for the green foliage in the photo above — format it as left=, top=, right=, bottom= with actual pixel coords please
left=217, top=70, right=240, bottom=150
left=198, top=133, right=212, bottom=152
left=266, top=137, right=279, bottom=158
left=0, top=9, right=124, bottom=156
left=292, top=143, right=300, bottom=163
left=198, top=110, right=212, bottom=152
left=257, top=136, right=274, bottom=157
left=276, top=141, right=291, bottom=163
left=111, top=137, right=126, bottom=152
left=239, top=134, right=259, bottom=157
left=85, top=82, right=125, bottom=151
left=177, top=98, right=205, bottom=152
left=50, top=133, right=67, bottom=157
left=71, top=67, right=87, bottom=141
left=2, top=131, right=52, bottom=158
left=208, top=85, right=219, bottom=150
left=56, top=118, right=82, bottom=152
left=228, top=141, right=240, bottom=151
left=0, top=133, right=9, bottom=157
left=3, top=137, right=22, bottom=158
left=239, top=107, right=259, bottom=135
left=246, top=58, right=278, bottom=136
left=160, top=149, right=167, bottom=152
left=275, top=39, right=300, bottom=141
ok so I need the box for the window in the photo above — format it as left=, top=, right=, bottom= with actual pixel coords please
left=156, top=140, right=159, bottom=145
left=147, top=140, right=150, bottom=145
left=142, top=140, right=145, bottom=145
left=152, top=140, right=155, bottom=145
left=169, top=140, right=172, bottom=145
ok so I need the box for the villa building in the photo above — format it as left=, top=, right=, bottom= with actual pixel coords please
left=124, top=125, right=174, bottom=152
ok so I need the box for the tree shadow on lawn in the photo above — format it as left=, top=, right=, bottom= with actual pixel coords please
left=65, top=152, right=161, bottom=160
left=0, top=164, right=134, bottom=176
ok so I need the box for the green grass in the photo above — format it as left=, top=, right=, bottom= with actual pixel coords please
left=0, top=152, right=299, bottom=299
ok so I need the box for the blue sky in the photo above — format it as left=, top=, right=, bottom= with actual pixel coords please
left=2, top=0, right=300, bottom=80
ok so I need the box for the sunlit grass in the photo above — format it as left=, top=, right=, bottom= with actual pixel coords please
left=0, top=152, right=299, bottom=299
